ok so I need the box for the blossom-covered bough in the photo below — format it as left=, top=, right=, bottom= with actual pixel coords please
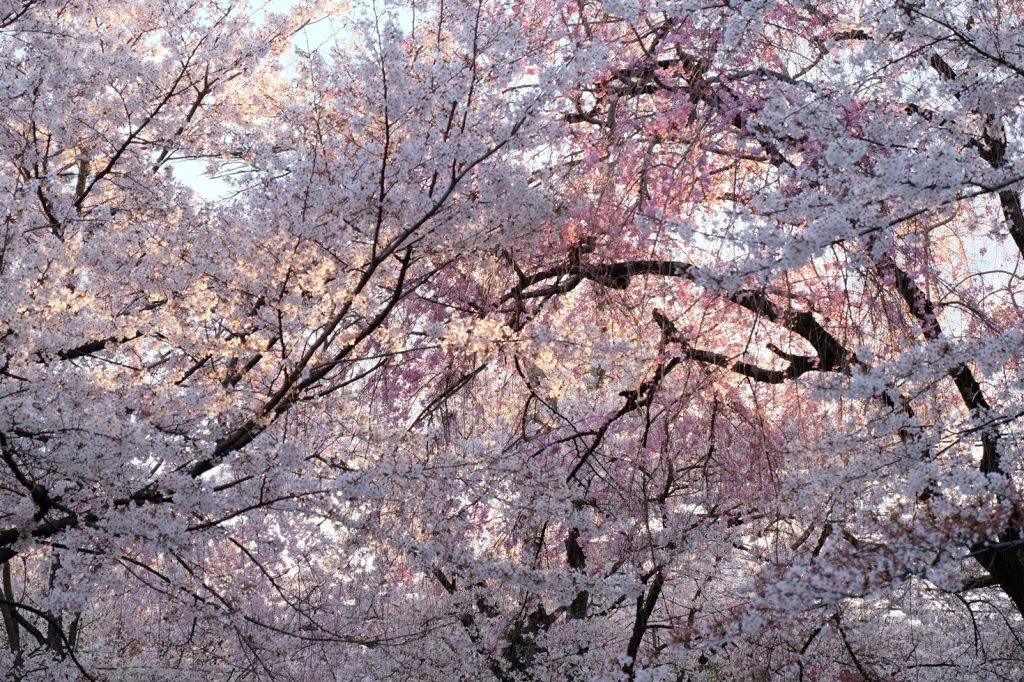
left=2, top=0, right=1024, bottom=679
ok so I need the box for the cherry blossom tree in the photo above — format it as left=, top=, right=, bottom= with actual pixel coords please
left=2, top=0, right=1024, bottom=679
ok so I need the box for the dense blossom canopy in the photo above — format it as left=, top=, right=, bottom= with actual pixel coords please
left=2, top=0, right=1024, bottom=679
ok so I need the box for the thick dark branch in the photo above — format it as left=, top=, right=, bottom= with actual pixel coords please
left=0, top=509, right=97, bottom=565
left=726, top=292, right=856, bottom=372
left=1, top=563, right=19, bottom=656
left=926, top=52, right=1024, bottom=257
left=873, top=252, right=1024, bottom=614
left=873, top=253, right=994, bottom=461
left=432, top=567, right=512, bottom=682
left=48, top=332, right=142, bottom=362
left=565, top=528, right=589, bottom=620
left=0, top=0, right=39, bottom=28
left=0, top=598, right=95, bottom=680
left=506, top=260, right=692, bottom=301
left=682, top=346, right=800, bottom=384
left=655, top=310, right=820, bottom=383
left=622, top=569, right=664, bottom=678
left=512, top=260, right=856, bottom=373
